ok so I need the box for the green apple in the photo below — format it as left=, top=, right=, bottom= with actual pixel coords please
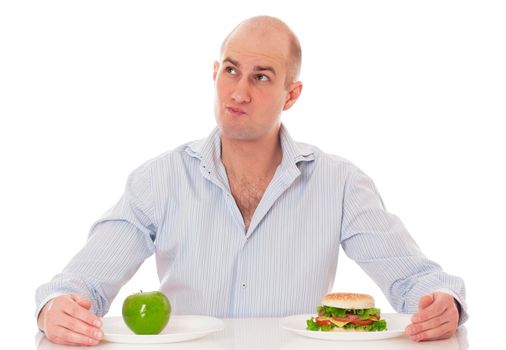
left=122, top=291, right=171, bottom=335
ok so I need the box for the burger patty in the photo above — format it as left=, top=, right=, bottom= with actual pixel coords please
left=316, top=314, right=378, bottom=326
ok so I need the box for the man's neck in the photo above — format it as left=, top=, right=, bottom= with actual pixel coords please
left=220, top=131, right=283, bottom=180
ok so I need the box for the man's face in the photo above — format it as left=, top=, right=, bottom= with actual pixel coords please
left=213, top=28, right=297, bottom=142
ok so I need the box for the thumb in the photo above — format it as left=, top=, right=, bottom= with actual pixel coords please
left=71, top=294, right=92, bottom=310
left=418, top=293, right=434, bottom=311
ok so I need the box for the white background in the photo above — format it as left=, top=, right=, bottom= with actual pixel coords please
left=1, top=0, right=504, bottom=348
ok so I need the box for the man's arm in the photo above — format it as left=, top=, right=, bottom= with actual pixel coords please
left=36, top=162, right=157, bottom=345
left=340, top=167, right=467, bottom=340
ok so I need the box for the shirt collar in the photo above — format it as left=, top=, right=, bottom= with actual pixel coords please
left=278, top=123, right=315, bottom=166
left=184, top=123, right=315, bottom=173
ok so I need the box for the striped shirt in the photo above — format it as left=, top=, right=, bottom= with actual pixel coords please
left=35, top=124, right=467, bottom=323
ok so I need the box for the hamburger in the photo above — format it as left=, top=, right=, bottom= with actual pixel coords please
left=306, top=293, right=387, bottom=332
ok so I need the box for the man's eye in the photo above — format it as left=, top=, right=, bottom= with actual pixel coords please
left=225, top=67, right=237, bottom=75
left=255, top=74, right=269, bottom=81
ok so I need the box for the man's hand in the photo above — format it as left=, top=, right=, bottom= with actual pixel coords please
left=405, top=292, right=460, bottom=342
left=37, top=294, right=103, bottom=346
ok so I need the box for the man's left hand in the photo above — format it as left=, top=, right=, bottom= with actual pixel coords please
left=405, top=292, right=460, bottom=342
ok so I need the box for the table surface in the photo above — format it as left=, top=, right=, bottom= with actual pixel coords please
left=36, top=317, right=469, bottom=350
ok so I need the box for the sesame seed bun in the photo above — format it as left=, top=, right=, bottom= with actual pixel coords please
left=321, top=293, right=375, bottom=309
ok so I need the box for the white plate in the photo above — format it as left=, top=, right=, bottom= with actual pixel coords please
left=281, top=313, right=411, bottom=341
left=102, top=315, right=224, bottom=344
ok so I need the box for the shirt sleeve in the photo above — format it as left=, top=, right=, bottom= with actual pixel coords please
left=35, top=162, right=157, bottom=318
left=340, top=166, right=468, bottom=325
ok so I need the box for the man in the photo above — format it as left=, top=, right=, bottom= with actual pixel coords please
left=36, top=16, right=467, bottom=346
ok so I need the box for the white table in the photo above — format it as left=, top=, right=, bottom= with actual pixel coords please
left=36, top=317, right=468, bottom=350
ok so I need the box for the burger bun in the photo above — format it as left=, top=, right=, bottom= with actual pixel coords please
left=322, top=292, right=375, bottom=309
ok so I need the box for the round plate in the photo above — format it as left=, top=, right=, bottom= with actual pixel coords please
left=102, top=315, right=224, bottom=344
left=281, top=313, right=411, bottom=341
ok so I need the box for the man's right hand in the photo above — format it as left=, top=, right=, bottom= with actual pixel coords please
left=37, top=294, right=103, bottom=346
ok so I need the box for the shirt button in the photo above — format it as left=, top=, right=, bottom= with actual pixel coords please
left=241, top=282, right=247, bottom=288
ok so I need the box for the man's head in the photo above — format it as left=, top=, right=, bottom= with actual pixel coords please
left=220, top=17, right=302, bottom=86
left=213, top=16, right=303, bottom=142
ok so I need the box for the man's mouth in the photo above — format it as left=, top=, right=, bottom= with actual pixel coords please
left=226, top=106, right=246, bottom=117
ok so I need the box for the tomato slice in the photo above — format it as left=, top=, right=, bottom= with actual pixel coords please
left=349, top=318, right=374, bottom=326
left=315, top=317, right=333, bottom=326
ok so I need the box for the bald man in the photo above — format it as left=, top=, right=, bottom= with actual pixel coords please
left=36, top=16, right=467, bottom=346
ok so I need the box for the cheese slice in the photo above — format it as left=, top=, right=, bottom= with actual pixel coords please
left=329, top=319, right=349, bottom=327
left=317, top=316, right=349, bottom=328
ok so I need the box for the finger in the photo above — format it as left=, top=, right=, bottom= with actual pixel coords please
left=418, top=293, right=434, bottom=310
left=57, top=312, right=103, bottom=341
left=406, top=313, right=448, bottom=336
left=411, top=293, right=434, bottom=324
left=71, top=294, right=92, bottom=309
left=62, top=298, right=102, bottom=328
left=52, top=325, right=101, bottom=346
left=412, top=298, right=448, bottom=324
left=49, top=339, right=79, bottom=346
left=50, top=336, right=84, bottom=347
left=76, top=298, right=92, bottom=310
left=429, top=330, right=456, bottom=341
left=409, top=323, right=455, bottom=342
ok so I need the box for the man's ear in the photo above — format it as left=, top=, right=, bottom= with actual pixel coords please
left=213, top=61, right=220, bottom=82
left=283, top=81, right=303, bottom=111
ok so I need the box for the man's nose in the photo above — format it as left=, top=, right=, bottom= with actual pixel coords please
left=231, top=77, right=251, bottom=104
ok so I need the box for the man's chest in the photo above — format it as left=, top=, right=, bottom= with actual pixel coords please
left=155, top=171, right=344, bottom=275
left=228, top=176, right=270, bottom=229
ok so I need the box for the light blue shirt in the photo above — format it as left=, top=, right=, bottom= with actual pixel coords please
left=36, top=125, right=467, bottom=323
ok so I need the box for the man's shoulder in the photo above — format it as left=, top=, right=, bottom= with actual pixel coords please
left=129, top=139, right=203, bottom=176
left=296, top=140, right=357, bottom=171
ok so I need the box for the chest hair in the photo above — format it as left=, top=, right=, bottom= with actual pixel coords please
left=228, top=174, right=271, bottom=230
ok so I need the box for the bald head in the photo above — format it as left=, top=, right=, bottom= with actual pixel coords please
left=220, top=16, right=302, bottom=85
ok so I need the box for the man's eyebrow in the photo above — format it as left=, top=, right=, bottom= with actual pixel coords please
left=223, top=57, right=239, bottom=67
left=223, top=57, right=276, bottom=76
left=254, top=65, right=276, bottom=76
